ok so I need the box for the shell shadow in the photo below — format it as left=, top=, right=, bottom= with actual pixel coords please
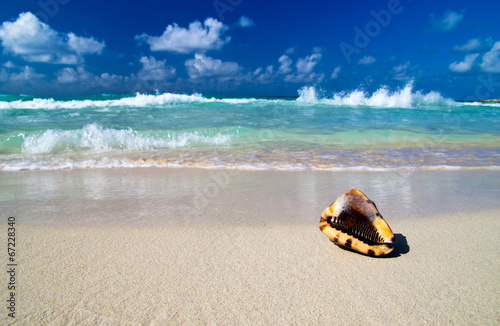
left=381, top=233, right=410, bottom=258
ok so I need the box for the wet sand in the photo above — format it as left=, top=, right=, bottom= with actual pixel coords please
left=1, top=168, right=499, bottom=325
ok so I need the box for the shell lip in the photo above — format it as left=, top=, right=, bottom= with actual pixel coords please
left=324, top=215, right=395, bottom=246
left=342, top=230, right=392, bottom=247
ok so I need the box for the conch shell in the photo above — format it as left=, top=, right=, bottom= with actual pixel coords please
left=319, top=189, right=396, bottom=256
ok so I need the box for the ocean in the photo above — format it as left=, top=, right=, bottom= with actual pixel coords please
left=1, top=83, right=499, bottom=171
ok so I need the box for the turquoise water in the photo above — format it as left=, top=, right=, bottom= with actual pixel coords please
left=1, top=84, right=499, bottom=171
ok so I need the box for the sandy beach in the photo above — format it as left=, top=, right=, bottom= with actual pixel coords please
left=1, top=168, right=499, bottom=325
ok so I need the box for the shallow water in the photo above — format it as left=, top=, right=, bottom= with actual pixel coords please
left=1, top=168, right=499, bottom=225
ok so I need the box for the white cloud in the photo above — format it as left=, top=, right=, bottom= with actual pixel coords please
left=284, top=72, right=324, bottom=84
left=0, top=12, right=105, bottom=64
left=56, top=66, right=124, bottom=88
left=10, top=66, right=44, bottom=81
left=452, top=38, right=481, bottom=52
left=330, top=66, right=341, bottom=79
left=98, top=73, right=126, bottom=88
left=449, top=53, right=479, bottom=73
left=392, top=62, right=410, bottom=74
left=253, top=52, right=324, bottom=84
left=480, top=41, right=500, bottom=73
left=452, top=38, right=494, bottom=53
left=358, top=55, right=376, bottom=65
left=429, top=10, right=464, bottom=32
left=255, top=65, right=275, bottom=84
left=57, top=67, right=82, bottom=84
left=296, top=53, right=321, bottom=74
left=2, top=61, right=15, bottom=68
left=67, top=33, right=105, bottom=54
left=253, top=55, right=293, bottom=84
left=277, top=55, right=292, bottom=74
left=236, top=16, right=255, bottom=28
left=137, top=56, right=175, bottom=81
left=185, top=54, right=241, bottom=79
left=137, top=18, right=230, bottom=54
left=283, top=53, right=324, bottom=84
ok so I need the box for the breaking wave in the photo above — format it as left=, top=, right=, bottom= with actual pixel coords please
left=296, top=82, right=456, bottom=108
left=0, top=92, right=258, bottom=110
left=20, top=123, right=234, bottom=154
left=1, top=82, right=461, bottom=110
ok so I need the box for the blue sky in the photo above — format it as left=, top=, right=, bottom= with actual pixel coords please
left=0, top=0, right=499, bottom=99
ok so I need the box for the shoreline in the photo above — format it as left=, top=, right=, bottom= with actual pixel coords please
left=1, top=167, right=499, bottom=324
left=2, top=167, right=500, bottom=225
left=2, top=146, right=500, bottom=172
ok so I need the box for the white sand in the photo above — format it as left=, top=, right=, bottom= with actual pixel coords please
left=1, top=168, right=499, bottom=325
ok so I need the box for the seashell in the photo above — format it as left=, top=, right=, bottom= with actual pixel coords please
left=319, top=189, right=396, bottom=256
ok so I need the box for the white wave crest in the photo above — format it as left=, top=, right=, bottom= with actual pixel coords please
left=296, top=82, right=456, bottom=108
left=0, top=92, right=262, bottom=110
left=21, top=123, right=233, bottom=154
left=0, top=92, right=215, bottom=110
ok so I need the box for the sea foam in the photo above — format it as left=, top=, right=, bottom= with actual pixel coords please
left=296, top=82, right=456, bottom=108
left=21, top=123, right=233, bottom=154
left=0, top=92, right=259, bottom=110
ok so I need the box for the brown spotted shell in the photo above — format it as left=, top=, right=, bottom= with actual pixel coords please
left=319, top=189, right=396, bottom=256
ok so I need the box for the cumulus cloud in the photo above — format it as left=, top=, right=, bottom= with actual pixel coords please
left=136, top=18, right=230, bottom=54
left=56, top=66, right=124, bottom=89
left=57, top=67, right=84, bottom=84
left=0, top=12, right=105, bottom=64
left=284, top=72, right=323, bottom=84
left=10, top=66, right=45, bottom=81
left=330, top=66, right=341, bottom=79
left=296, top=53, right=322, bottom=74
left=283, top=53, right=324, bottom=84
left=137, top=56, right=176, bottom=81
left=0, top=65, right=49, bottom=94
left=252, top=55, right=293, bottom=84
left=67, top=33, right=105, bottom=55
left=480, top=41, right=500, bottom=73
left=2, top=61, right=15, bottom=68
left=358, top=55, right=376, bottom=65
left=449, top=53, right=479, bottom=73
left=236, top=16, right=255, bottom=28
left=277, top=55, right=292, bottom=74
left=429, top=10, right=464, bottom=32
left=255, top=65, right=275, bottom=84
left=185, top=54, right=241, bottom=79
left=452, top=38, right=493, bottom=52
